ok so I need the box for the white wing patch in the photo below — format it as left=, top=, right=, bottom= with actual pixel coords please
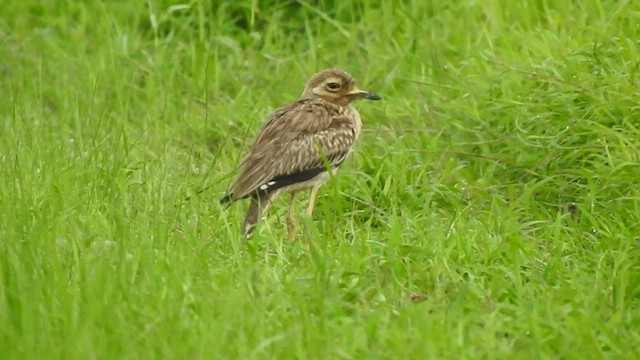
left=259, top=180, right=277, bottom=191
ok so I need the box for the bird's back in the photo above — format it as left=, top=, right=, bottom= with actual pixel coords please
left=224, top=98, right=361, bottom=202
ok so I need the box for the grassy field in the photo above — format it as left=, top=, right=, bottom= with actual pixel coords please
left=2, top=0, right=640, bottom=358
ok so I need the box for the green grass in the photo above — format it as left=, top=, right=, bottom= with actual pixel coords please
left=2, top=0, right=640, bottom=358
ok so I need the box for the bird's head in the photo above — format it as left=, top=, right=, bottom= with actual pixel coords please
left=301, top=68, right=381, bottom=106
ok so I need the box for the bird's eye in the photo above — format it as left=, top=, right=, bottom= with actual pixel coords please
left=326, top=82, right=341, bottom=91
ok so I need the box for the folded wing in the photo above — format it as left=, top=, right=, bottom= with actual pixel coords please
left=221, top=99, right=357, bottom=203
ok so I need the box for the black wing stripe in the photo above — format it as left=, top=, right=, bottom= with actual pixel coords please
left=221, top=151, right=349, bottom=204
left=249, top=152, right=348, bottom=199
left=250, top=167, right=326, bottom=198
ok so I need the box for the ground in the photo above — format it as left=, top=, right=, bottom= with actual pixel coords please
left=1, top=0, right=639, bottom=359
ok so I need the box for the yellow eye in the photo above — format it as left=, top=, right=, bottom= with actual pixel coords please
left=326, top=82, right=341, bottom=91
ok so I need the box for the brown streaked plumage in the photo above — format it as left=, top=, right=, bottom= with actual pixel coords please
left=221, top=68, right=381, bottom=238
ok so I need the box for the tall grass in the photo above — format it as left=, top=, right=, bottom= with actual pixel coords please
left=1, top=0, right=639, bottom=358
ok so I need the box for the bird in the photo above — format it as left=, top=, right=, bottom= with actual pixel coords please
left=220, top=68, right=381, bottom=238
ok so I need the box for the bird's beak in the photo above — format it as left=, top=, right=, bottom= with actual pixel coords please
left=348, top=87, right=382, bottom=100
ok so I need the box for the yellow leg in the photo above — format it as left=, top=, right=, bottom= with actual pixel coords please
left=306, top=186, right=319, bottom=217
left=287, top=192, right=297, bottom=239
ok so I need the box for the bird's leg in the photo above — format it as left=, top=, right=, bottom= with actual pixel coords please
left=306, top=185, right=319, bottom=217
left=243, top=194, right=274, bottom=238
left=287, top=192, right=297, bottom=240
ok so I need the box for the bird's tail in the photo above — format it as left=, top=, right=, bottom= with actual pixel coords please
left=242, top=197, right=272, bottom=238
left=220, top=194, right=233, bottom=204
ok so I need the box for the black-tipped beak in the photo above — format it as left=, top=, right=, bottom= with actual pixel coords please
left=348, top=87, right=382, bottom=101
left=364, top=92, right=382, bottom=100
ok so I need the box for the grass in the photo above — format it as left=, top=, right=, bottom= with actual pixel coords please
left=1, top=0, right=640, bottom=358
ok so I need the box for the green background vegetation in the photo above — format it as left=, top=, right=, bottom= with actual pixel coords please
left=1, top=0, right=639, bottom=358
